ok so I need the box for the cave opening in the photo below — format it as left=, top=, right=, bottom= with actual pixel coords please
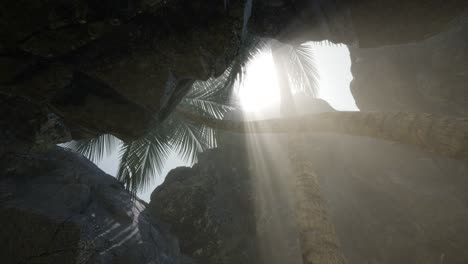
left=95, top=40, right=356, bottom=202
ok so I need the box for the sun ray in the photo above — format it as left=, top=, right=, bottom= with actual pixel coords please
left=238, top=49, right=280, bottom=112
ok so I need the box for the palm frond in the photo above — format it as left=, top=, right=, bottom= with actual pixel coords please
left=173, top=69, right=240, bottom=157
left=64, top=36, right=322, bottom=197
left=272, top=41, right=320, bottom=97
left=184, top=79, right=235, bottom=119
left=183, top=98, right=233, bottom=119
left=169, top=105, right=224, bottom=160
left=116, top=142, right=135, bottom=193
left=188, top=77, right=231, bottom=106
left=286, top=43, right=320, bottom=96
left=314, top=40, right=343, bottom=47
left=116, top=129, right=171, bottom=195
left=62, top=134, right=120, bottom=164
left=221, top=36, right=271, bottom=97
left=163, top=113, right=206, bottom=163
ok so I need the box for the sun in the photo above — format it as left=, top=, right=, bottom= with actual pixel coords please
left=238, top=50, right=280, bottom=112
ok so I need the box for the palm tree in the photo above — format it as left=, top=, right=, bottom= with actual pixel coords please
left=64, top=68, right=237, bottom=195
left=64, top=36, right=268, bottom=195
left=178, top=96, right=468, bottom=264
left=171, top=41, right=468, bottom=164
left=272, top=41, right=346, bottom=264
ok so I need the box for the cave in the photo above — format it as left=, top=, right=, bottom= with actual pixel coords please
left=1, top=1, right=468, bottom=263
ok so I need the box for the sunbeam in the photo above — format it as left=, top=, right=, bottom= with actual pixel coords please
left=238, top=49, right=280, bottom=112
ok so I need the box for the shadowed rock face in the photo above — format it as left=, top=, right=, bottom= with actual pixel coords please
left=0, top=0, right=244, bottom=140
left=149, top=149, right=263, bottom=264
left=350, top=14, right=468, bottom=116
left=0, top=94, right=71, bottom=156
left=249, top=0, right=468, bottom=46
left=0, top=147, right=190, bottom=264
left=1, top=0, right=466, bottom=140
left=346, top=0, right=468, bottom=47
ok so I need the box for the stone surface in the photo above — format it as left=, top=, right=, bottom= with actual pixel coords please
left=0, top=147, right=190, bottom=264
left=1, top=1, right=466, bottom=140
left=350, top=13, right=468, bottom=116
left=149, top=151, right=262, bottom=264
left=311, top=134, right=468, bottom=264
left=0, top=94, right=71, bottom=156
left=348, top=0, right=468, bottom=47
left=249, top=0, right=468, bottom=46
left=0, top=0, right=244, bottom=140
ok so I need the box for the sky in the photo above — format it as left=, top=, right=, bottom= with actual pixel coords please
left=312, top=43, right=358, bottom=111
left=97, top=42, right=357, bottom=202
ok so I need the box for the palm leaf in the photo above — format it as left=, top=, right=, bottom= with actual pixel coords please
left=116, top=129, right=171, bottom=195
left=272, top=42, right=320, bottom=97
left=62, top=134, right=120, bottom=164
left=221, top=36, right=270, bottom=97
left=174, top=70, right=240, bottom=154
left=115, top=69, right=238, bottom=194
left=64, top=37, right=321, bottom=196
left=287, top=44, right=320, bottom=96
left=183, top=79, right=235, bottom=119
left=164, top=114, right=206, bottom=163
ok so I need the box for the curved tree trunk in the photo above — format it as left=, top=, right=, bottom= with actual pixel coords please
left=273, top=45, right=346, bottom=264
left=289, top=134, right=346, bottom=263
left=177, top=109, right=468, bottom=164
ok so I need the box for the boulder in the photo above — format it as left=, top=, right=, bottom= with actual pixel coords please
left=149, top=149, right=262, bottom=264
left=0, top=147, right=190, bottom=264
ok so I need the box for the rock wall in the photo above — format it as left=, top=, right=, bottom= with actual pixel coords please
left=0, top=78, right=189, bottom=264
left=149, top=145, right=306, bottom=263
left=0, top=94, right=71, bottom=156
left=1, top=1, right=466, bottom=141
left=0, top=147, right=190, bottom=264
left=0, top=0, right=245, bottom=140
left=350, top=14, right=468, bottom=116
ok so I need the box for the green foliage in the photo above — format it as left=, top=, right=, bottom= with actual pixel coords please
left=116, top=131, right=170, bottom=196
left=64, top=73, right=235, bottom=196
left=63, top=134, right=120, bottom=164
left=219, top=35, right=270, bottom=98
left=272, top=41, right=320, bottom=97
left=64, top=39, right=319, bottom=196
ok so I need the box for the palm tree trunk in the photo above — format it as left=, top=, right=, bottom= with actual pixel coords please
left=177, top=109, right=468, bottom=164
left=288, top=133, right=346, bottom=263
left=272, top=48, right=345, bottom=264
left=273, top=46, right=346, bottom=264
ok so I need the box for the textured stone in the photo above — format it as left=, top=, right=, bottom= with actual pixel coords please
left=149, top=152, right=261, bottom=264
left=1, top=1, right=466, bottom=140
left=0, top=147, right=190, bottom=264
left=0, top=94, right=71, bottom=155
left=0, top=0, right=244, bottom=140
left=350, top=14, right=468, bottom=116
